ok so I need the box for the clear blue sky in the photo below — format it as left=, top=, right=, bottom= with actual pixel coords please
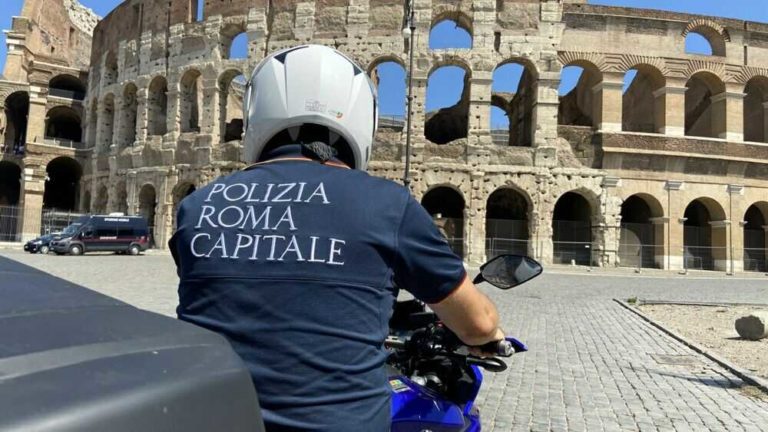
left=1, top=0, right=766, bottom=127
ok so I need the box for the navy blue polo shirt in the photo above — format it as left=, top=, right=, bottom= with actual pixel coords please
left=170, top=145, right=466, bottom=431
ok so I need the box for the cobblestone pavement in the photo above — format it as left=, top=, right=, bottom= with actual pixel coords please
left=3, top=249, right=768, bottom=431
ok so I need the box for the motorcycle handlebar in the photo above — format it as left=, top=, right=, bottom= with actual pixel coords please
left=475, top=340, right=514, bottom=357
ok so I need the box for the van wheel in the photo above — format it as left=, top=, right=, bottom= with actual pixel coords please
left=128, top=244, right=141, bottom=256
left=39, top=245, right=49, bottom=254
left=69, top=245, right=83, bottom=256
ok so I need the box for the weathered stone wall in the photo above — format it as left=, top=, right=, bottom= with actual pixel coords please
left=70, top=0, right=768, bottom=271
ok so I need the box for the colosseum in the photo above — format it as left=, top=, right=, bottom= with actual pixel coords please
left=2, top=0, right=768, bottom=273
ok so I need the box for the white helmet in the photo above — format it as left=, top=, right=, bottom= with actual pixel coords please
left=243, top=45, right=378, bottom=170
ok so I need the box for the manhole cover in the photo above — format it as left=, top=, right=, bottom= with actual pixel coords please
left=651, top=354, right=701, bottom=366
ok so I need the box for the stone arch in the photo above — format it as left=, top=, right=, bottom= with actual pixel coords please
left=429, top=11, right=473, bottom=49
left=148, top=76, right=168, bottom=136
left=743, top=202, right=768, bottom=272
left=93, top=184, right=109, bottom=214
left=743, top=76, right=768, bottom=143
left=552, top=190, right=596, bottom=265
left=138, top=183, right=157, bottom=247
left=367, top=55, right=406, bottom=76
left=558, top=60, right=603, bottom=128
left=179, top=69, right=203, bottom=133
left=119, top=82, right=138, bottom=147
left=485, top=186, right=532, bottom=257
left=425, top=62, right=471, bottom=144
left=49, top=74, right=86, bottom=99
left=3, top=91, right=29, bottom=154
left=172, top=181, right=197, bottom=229
left=218, top=69, right=246, bottom=143
left=682, top=20, right=729, bottom=56
left=103, top=51, right=119, bottom=87
left=421, top=185, right=465, bottom=258
left=100, top=93, right=116, bottom=150
left=683, top=197, right=727, bottom=271
left=45, top=106, right=82, bottom=143
left=491, top=59, right=538, bottom=146
left=369, top=59, right=406, bottom=129
left=619, top=193, right=664, bottom=269
left=44, top=156, right=82, bottom=211
left=0, top=160, right=21, bottom=206
left=221, top=23, right=248, bottom=60
left=622, top=64, right=666, bottom=133
left=685, top=71, right=726, bottom=138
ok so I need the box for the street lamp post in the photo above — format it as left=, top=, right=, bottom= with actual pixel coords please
left=402, top=0, right=416, bottom=188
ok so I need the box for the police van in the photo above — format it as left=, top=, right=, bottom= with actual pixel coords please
left=51, top=214, right=150, bottom=256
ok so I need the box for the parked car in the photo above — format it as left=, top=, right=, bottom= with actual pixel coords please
left=51, top=215, right=150, bottom=256
left=23, top=233, right=62, bottom=254
left=0, top=255, right=264, bottom=431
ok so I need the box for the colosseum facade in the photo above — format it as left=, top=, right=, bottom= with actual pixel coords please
left=3, top=0, right=768, bottom=273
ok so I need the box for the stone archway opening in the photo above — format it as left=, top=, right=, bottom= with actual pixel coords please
left=485, top=188, right=529, bottom=258
left=685, top=71, right=725, bottom=139
left=44, top=156, right=82, bottom=211
left=219, top=71, right=246, bottom=143
left=148, top=76, right=168, bottom=136
left=552, top=191, right=593, bottom=265
left=0, top=161, right=21, bottom=240
left=558, top=62, right=602, bottom=128
left=622, top=65, right=666, bottom=134
left=45, top=106, right=82, bottom=143
left=619, top=194, right=664, bottom=269
left=222, top=25, right=248, bottom=60
left=139, top=184, right=157, bottom=247
left=3, top=91, right=29, bottom=154
left=421, top=186, right=465, bottom=258
left=425, top=65, right=469, bottom=144
left=743, top=203, right=767, bottom=272
left=743, top=77, right=768, bottom=143
left=180, top=69, right=203, bottom=133
left=491, top=61, right=536, bottom=146
left=120, top=83, right=138, bottom=147
left=683, top=198, right=726, bottom=271
left=100, top=94, right=116, bottom=150
left=429, top=16, right=472, bottom=50
left=0, top=161, right=21, bottom=206
left=172, top=182, right=196, bottom=229
left=49, top=75, right=86, bottom=100
left=93, top=185, right=108, bottom=214
left=370, top=60, right=406, bottom=131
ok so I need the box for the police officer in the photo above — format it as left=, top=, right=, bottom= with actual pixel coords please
left=170, top=45, right=505, bottom=431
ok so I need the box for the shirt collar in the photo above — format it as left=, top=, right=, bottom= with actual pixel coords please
left=247, top=144, right=350, bottom=170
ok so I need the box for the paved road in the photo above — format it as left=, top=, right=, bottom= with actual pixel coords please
left=3, top=249, right=768, bottom=431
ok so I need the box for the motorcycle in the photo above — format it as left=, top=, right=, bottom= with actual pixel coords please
left=387, top=254, right=543, bottom=432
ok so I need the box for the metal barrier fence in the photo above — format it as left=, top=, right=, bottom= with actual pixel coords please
left=485, top=238, right=529, bottom=259
left=445, top=238, right=464, bottom=259
left=41, top=210, right=85, bottom=235
left=617, top=243, right=658, bottom=269
left=682, top=246, right=726, bottom=271
left=553, top=241, right=593, bottom=266
left=0, top=205, right=22, bottom=242
left=743, top=248, right=767, bottom=272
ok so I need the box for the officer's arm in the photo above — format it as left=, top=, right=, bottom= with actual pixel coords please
left=428, top=277, right=504, bottom=346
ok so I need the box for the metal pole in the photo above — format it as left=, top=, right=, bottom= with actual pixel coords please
left=403, top=0, right=416, bottom=188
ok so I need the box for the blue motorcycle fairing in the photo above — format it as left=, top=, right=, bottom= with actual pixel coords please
left=507, top=337, right=528, bottom=353
left=461, top=365, right=483, bottom=417
left=390, top=374, right=480, bottom=432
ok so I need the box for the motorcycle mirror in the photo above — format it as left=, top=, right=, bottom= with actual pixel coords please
left=475, top=254, right=543, bottom=290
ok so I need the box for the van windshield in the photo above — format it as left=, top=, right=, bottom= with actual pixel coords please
left=61, top=217, right=89, bottom=236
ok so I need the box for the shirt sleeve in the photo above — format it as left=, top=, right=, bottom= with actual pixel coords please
left=392, top=195, right=467, bottom=304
